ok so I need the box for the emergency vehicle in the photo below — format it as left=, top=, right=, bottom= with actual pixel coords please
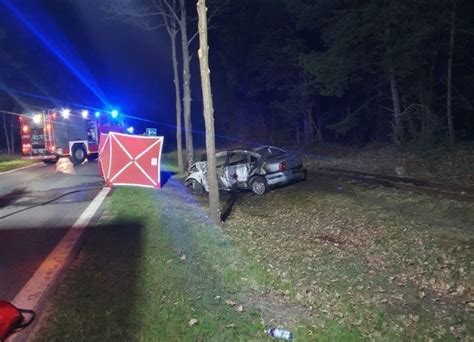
left=20, top=109, right=125, bottom=165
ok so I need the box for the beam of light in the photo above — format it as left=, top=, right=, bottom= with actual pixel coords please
left=0, top=88, right=268, bottom=148
left=81, top=110, right=89, bottom=118
left=0, top=86, right=100, bottom=112
left=111, top=109, right=119, bottom=119
left=1, top=0, right=109, bottom=106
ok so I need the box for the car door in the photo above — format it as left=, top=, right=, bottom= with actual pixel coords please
left=223, top=152, right=251, bottom=188
left=215, top=152, right=229, bottom=188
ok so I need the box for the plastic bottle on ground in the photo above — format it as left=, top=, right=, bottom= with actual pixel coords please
left=267, top=327, right=293, bottom=341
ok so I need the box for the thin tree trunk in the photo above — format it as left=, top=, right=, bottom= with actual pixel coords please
left=389, top=67, right=402, bottom=146
left=447, top=0, right=456, bottom=146
left=303, top=108, right=312, bottom=145
left=385, top=1, right=402, bottom=147
left=170, top=30, right=184, bottom=173
left=197, top=0, right=220, bottom=223
left=10, top=114, right=15, bottom=154
left=180, top=0, right=194, bottom=168
left=3, top=113, right=10, bottom=154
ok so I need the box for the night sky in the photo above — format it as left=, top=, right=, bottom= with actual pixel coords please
left=1, top=0, right=189, bottom=139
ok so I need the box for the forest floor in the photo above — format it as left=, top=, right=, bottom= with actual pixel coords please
left=0, top=154, right=37, bottom=172
left=35, top=151, right=473, bottom=341
left=304, top=142, right=474, bottom=188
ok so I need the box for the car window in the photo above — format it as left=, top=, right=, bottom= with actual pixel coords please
left=255, top=147, right=285, bottom=157
left=270, top=147, right=285, bottom=156
left=216, top=154, right=227, bottom=167
left=228, top=152, right=247, bottom=166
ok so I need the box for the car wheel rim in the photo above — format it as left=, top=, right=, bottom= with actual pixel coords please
left=252, top=181, right=265, bottom=195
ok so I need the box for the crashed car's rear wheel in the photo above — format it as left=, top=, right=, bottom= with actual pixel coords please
left=250, top=176, right=268, bottom=195
left=188, top=180, right=205, bottom=195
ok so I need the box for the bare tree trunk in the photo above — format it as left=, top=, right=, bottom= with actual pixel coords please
left=180, top=0, right=194, bottom=168
left=389, top=67, right=402, bottom=146
left=197, top=0, right=220, bottom=224
left=3, top=113, right=11, bottom=154
left=10, top=114, right=15, bottom=154
left=447, top=0, right=456, bottom=147
left=385, top=1, right=402, bottom=147
left=303, top=108, right=312, bottom=145
left=170, top=30, right=184, bottom=173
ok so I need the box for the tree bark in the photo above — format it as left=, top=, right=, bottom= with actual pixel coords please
left=197, top=0, right=220, bottom=224
left=3, top=113, right=10, bottom=154
left=180, top=0, right=194, bottom=168
left=447, top=0, right=456, bottom=146
left=170, top=29, right=184, bottom=173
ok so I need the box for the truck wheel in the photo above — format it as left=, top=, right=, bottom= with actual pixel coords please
left=250, top=176, right=268, bottom=195
left=70, top=144, right=87, bottom=165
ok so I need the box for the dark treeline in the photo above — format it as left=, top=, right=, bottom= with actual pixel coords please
left=211, top=0, right=474, bottom=150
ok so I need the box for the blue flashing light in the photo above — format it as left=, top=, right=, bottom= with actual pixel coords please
left=126, top=126, right=134, bottom=134
left=95, top=111, right=101, bottom=118
left=111, top=109, right=119, bottom=119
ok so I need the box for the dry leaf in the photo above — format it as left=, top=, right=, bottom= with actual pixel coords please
left=188, top=318, right=198, bottom=326
left=225, top=300, right=236, bottom=306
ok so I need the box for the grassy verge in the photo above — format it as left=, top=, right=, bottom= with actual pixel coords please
left=35, top=185, right=268, bottom=341
left=0, top=154, right=37, bottom=172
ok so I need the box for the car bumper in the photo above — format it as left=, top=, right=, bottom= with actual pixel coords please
left=265, top=169, right=306, bottom=186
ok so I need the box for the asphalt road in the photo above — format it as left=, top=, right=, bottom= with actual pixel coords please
left=0, top=159, right=103, bottom=301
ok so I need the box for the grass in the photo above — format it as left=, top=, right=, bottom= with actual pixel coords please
left=0, top=154, right=37, bottom=172
left=35, top=185, right=268, bottom=341
left=223, top=172, right=474, bottom=340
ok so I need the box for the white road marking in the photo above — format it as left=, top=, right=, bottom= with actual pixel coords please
left=11, top=187, right=111, bottom=312
left=0, top=162, right=44, bottom=176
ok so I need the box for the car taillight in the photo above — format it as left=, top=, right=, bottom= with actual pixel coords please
left=279, top=161, right=287, bottom=172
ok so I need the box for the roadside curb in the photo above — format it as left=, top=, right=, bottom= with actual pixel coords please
left=8, top=187, right=112, bottom=342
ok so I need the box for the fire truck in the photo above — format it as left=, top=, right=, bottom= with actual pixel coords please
left=20, top=109, right=126, bottom=165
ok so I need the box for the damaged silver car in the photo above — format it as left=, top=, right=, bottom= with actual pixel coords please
left=185, top=146, right=306, bottom=195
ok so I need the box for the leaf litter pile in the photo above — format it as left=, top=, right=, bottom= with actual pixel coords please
left=221, top=171, right=474, bottom=340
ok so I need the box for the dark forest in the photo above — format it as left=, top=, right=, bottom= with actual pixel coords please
left=210, top=0, right=474, bottom=150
